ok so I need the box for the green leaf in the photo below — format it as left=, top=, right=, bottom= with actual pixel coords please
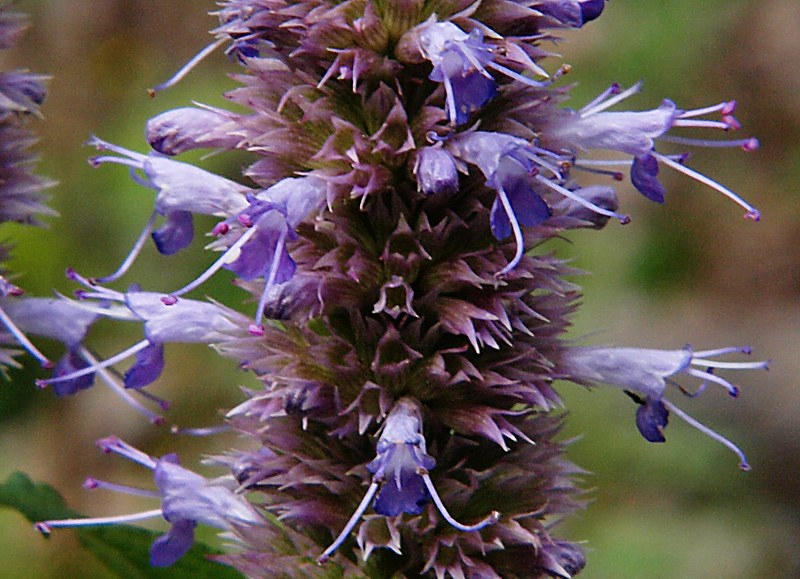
left=0, top=473, right=243, bottom=579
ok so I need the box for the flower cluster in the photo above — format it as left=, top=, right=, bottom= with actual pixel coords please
left=8, top=2, right=770, bottom=577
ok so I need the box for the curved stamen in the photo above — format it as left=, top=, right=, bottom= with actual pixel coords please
left=685, top=367, right=738, bottom=397
left=661, top=398, right=750, bottom=471
left=317, top=481, right=379, bottom=565
left=495, top=187, right=525, bottom=276
left=93, top=211, right=158, bottom=284
left=419, top=469, right=500, bottom=532
left=652, top=151, right=761, bottom=220
left=0, top=305, right=52, bottom=367
left=148, top=37, right=228, bottom=95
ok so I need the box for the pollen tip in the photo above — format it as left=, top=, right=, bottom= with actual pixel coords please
left=316, top=554, right=329, bottom=566
left=160, top=295, right=178, bottom=306
left=619, top=214, right=632, bottom=225
left=739, top=461, right=752, bottom=472
left=146, top=87, right=157, bottom=98
left=744, top=209, right=761, bottom=221
left=721, top=100, right=737, bottom=115
left=729, top=385, right=740, bottom=398
left=83, top=477, right=99, bottom=489
left=41, top=359, right=55, bottom=370
left=742, top=137, right=760, bottom=152
left=34, top=378, right=47, bottom=389
left=34, top=522, right=52, bottom=536
left=248, top=324, right=265, bottom=336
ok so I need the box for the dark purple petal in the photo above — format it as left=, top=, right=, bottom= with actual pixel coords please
left=635, top=397, right=670, bottom=443
left=123, top=341, right=165, bottom=389
left=447, top=66, right=496, bottom=126
left=368, top=445, right=432, bottom=516
left=149, top=518, right=197, bottom=567
left=151, top=210, right=194, bottom=255
left=579, top=0, right=606, bottom=23
left=631, top=153, right=667, bottom=203
left=51, top=348, right=94, bottom=396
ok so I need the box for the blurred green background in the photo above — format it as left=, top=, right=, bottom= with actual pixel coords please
left=0, top=1, right=798, bottom=577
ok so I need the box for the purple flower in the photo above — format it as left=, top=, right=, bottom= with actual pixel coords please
left=449, top=131, right=627, bottom=273
left=534, top=0, right=607, bottom=27
left=319, top=398, right=499, bottom=563
left=562, top=345, right=769, bottom=469
left=35, top=436, right=264, bottom=568
left=544, top=83, right=761, bottom=218
left=34, top=288, right=249, bottom=420
left=414, top=18, right=549, bottom=126
left=86, top=137, right=250, bottom=280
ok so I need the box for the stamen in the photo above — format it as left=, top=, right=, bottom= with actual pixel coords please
left=684, top=367, right=739, bottom=397
left=36, top=340, right=151, bottom=387
left=252, top=228, right=288, bottom=332
left=168, top=225, right=259, bottom=298
left=671, top=119, right=732, bottom=131
left=35, top=509, right=164, bottom=535
left=86, top=136, right=147, bottom=161
left=694, top=346, right=752, bottom=357
left=691, top=358, right=769, bottom=371
left=317, top=481, right=380, bottom=564
left=487, top=60, right=547, bottom=88
left=96, top=435, right=159, bottom=469
left=419, top=469, right=500, bottom=532
left=580, top=82, right=622, bottom=114
left=0, top=305, right=52, bottom=367
left=535, top=175, right=631, bottom=224
left=678, top=101, right=732, bottom=119
left=495, top=187, right=525, bottom=276
left=580, top=81, right=642, bottom=117
left=148, top=37, right=228, bottom=95
left=170, top=424, right=231, bottom=436
left=83, top=477, right=160, bottom=498
left=652, top=151, right=761, bottom=220
left=93, top=211, right=158, bottom=283
left=660, top=399, right=750, bottom=471
left=442, top=75, right=459, bottom=126
left=658, top=135, right=759, bottom=150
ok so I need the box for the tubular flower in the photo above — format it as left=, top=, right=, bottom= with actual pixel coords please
left=21, top=1, right=768, bottom=578
left=561, top=346, right=769, bottom=470
left=34, top=436, right=265, bottom=568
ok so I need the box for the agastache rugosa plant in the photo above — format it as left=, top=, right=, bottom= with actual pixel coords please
left=4, top=2, right=771, bottom=577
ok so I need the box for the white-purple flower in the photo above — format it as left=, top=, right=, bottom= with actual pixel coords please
left=35, top=436, right=264, bottom=567
left=562, top=345, right=769, bottom=469
left=319, top=398, right=499, bottom=563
